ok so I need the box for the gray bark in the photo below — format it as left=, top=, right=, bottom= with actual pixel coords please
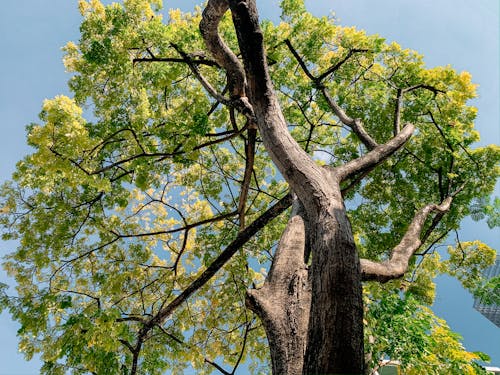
left=198, top=1, right=456, bottom=374
left=246, top=197, right=310, bottom=375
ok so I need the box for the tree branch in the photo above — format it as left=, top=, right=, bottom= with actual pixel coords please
left=334, top=123, right=414, bottom=181
left=245, top=195, right=310, bottom=375
left=360, top=197, right=453, bottom=282
left=266, top=195, right=307, bottom=284
left=138, top=193, right=292, bottom=336
left=171, top=42, right=230, bottom=104
left=133, top=56, right=219, bottom=67
left=112, top=211, right=238, bottom=239
left=320, top=88, right=379, bottom=150
left=284, top=39, right=378, bottom=150
left=393, top=88, right=403, bottom=135
left=228, top=0, right=325, bottom=209
left=238, top=125, right=257, bottom=229
left=316, top=48, right=369, bottom=82
left=200, top=0, right=246, bottom=97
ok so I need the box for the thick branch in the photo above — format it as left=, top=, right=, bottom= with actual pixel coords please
left=361, top=197, right=453, bottom=282
left=228, top=0, right=325, bottom=210
left=246, top=196, right=310, bottom=375
left=200, top=0, right=246, bottom=97
left=265, top=196, right=308, bottom=284
left=334, top=123, right=414, bottom=181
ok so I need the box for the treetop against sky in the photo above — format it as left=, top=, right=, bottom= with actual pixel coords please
left=0, top=0, right=499, bottom=374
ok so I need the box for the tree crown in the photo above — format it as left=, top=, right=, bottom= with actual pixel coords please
left=1, top=0, right=499, bottom=373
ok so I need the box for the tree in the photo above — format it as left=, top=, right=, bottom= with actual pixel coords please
left=0, top=0, right=499, bottom=374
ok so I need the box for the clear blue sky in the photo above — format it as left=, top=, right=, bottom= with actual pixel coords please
left=0, top=1, right=498, bottom=373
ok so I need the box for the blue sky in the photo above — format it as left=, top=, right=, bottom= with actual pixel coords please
left=0, top=0, right=498, bottom=373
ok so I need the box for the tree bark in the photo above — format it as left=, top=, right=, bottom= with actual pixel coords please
left=246, top=197, right=311, bottom=375
left=227, top=2, right=365, bottom=373
left=302, top=185, right=365, bottom=375
left=199, top=1, right=433, bottom=374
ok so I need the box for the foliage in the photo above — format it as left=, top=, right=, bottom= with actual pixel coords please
left=365, top=291, right=489, bottom=375
left=1, top=0, right=499, bottom=373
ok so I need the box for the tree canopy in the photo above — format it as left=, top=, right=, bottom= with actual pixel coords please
left=1, top=0, right=499, bottom=374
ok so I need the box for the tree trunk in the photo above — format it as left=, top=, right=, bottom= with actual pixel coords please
left=246, top=197, right=311, bottom=375
left=248, top=189, right=365, bottom=375
left=303, top=186, right=365, bottom=374
left=204, top=1, right=366, bottom=373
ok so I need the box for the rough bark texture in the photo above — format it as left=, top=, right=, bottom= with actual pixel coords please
left=228, top=2, right=366, bottom=373
left=246, top=197, right=311, bottom=375
left=361, top=197, right=453, bottom=282
left=302, top=185, right=365, bottom=375
left=199, top=1, right=456, bottom=374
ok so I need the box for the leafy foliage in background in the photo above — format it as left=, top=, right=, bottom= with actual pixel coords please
left=0, top=0, right=498, bottom=373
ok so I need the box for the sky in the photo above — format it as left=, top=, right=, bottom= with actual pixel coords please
left=0, top=0, right=498, bottom=373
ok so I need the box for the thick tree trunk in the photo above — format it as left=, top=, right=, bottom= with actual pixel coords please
left=227, top=1, right=365, bottom=374
left=200, top=1, right=387, bottom=373
left=303, top=186, right=365, bottom=374
left=247, top=193, right=364, bottom=375
left=200, top=2, right=447, bottom=373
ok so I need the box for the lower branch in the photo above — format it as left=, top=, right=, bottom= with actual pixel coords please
left=139, top=193, right=292, bottom=334
left=361, top=197, right=453, bottom=282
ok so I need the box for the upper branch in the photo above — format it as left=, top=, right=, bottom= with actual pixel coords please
left=200, top=0, right=246, bottom=97
left=227, top=0, right=326, bottom=208
left=334, top=123, right=415, bottom=181
left=170, top=42, right=230, bottom=104
left=316, top=48, right=369, bottom=82
left=320, top=87, right=378, bottom=150
left=132, top=56, right=219, bottom=67
left=284, top=39, right=378, bottom=150
left=360, top=197, right=453, bottom=282
left=393, top=85, right=445, bottom=136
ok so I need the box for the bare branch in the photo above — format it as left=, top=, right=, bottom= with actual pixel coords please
left=230, top=320, right=253, bottom=374
left=334, top=123, right=415, bottom=181
left=316, top=48, right=369, bottom=82
left=238, top=125, right=257, bottom=229
left=393, top=85, right=445, bottom=136
left=284, top=39, right=316, bottom=82
left=284, top=39, right=378, bottom=150
left=361, top=197, right=453, bottom=282
left=133, top=56, right=219, bottom=67
left=200, top=0, right=246, bottom=97
left=204, top=358, right=232, bottom=375
left=320, top=88, right=379, bottom=150
left=393, top=88, right=403, bottom=135
left=113, top=211, right=238, bottom=239
left=171, top=42, right=230, bottom=104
